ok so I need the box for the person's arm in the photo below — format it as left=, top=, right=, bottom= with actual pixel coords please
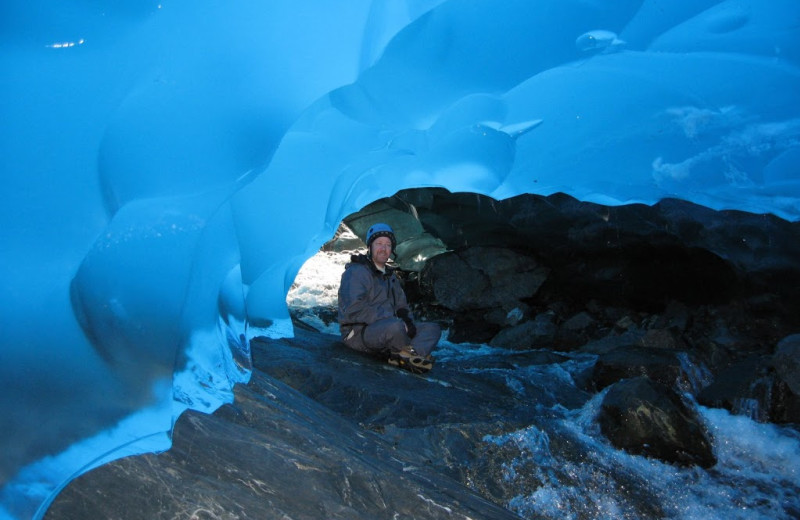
left=392, top=277, right=416, bottom=338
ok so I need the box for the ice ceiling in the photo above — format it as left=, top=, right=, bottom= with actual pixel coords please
left=2, top=0, right=799, bottom=518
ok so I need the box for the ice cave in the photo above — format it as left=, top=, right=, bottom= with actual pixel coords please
left=2, top=1, right=799, bottom=519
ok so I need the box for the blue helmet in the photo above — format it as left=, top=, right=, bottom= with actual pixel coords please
left=366, top=223, right=396, bottom=251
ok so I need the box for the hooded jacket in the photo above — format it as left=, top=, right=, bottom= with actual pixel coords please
left=337, top=253, right=411, bottom=340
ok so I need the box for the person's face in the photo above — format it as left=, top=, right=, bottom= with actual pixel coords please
left=371, top=236, right=392, bottom=266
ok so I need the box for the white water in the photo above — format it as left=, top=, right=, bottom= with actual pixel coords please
left=482, top=377, right=800, bottom=520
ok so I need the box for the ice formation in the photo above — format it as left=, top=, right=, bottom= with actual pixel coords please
left=1, top=1, right=798, bottom=518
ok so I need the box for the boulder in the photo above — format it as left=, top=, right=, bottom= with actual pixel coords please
left=697, top=355, right=774, bottom=423
left=773, top=334, right=800, bottom=396
left=489, top=312, right=557, bottom=350
left=598, top=377, right=716, bottom=468
left=555, top=310, right=599, bottom=350
left=591, top=346, right=693, bottom=393
left=420, top=246, right=549, bottom=312
left=770, top=334, right=800, bottom=423
left=420, top=246, right=550, bottom=343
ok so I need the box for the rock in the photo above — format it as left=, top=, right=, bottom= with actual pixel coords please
left=651, top=301, right=691, bottom=332
left=489, top=313, right=557, bottom=350
left=771, top=379, right=800, bottom=424
left=322, top=222, right=365, bottom=252
left=419, top=246, right=550, bottom=343
left=591, top=346, right=693, bottom=393
left=420, top=246, right=549, bottom=312
left=46, top=362, right=521, bottom=520
left=773, top=334, right=800, bottom=395
left=770, top=334, right=800, bottom=423
left=640, top=328, right=687, bottom=350
left=697, top=355, right=774, bottom=422
left=448, top=314, right=501, bottom=344
left=598, top=377, right=716, bottom=468
left=555, top=311, right=598, bottom=350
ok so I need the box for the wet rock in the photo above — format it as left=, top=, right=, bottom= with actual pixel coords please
left=553, top=310, right=599, bottom=350
left=771, top=379, right=800, bottom=424
left=590, top=346, right=692, bottom=393
left=697, top=355, right=774, bottom=422
left=47, top=360, right=521, bottom=520
left=770, top=334, right=800, bottom=423
left=448, top=313, right=501, bottom=344
left=773, top=334, right=800, bottom=395
left=489, top=313, right=557, bottom=350
left=598, top=377, right=716, bottom=468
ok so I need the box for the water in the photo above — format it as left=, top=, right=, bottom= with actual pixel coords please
left=482, top=371, right=800, bottom=520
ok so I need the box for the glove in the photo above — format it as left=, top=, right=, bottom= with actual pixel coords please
left=396, top=308, right=417, bottom=339
left=405, top=320, right=417, bottom=339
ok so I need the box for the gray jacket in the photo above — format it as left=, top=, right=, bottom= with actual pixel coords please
left=337, top=254, right=411, bottom=340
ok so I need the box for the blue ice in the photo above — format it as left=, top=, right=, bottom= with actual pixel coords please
left=1, top=0, right=799, bottom=518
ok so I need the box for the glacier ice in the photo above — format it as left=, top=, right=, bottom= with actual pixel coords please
left=1, top=0, right=799, bottom=518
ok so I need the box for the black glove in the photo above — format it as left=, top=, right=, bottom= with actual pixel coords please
left=396, top=308, right=417, bottom=339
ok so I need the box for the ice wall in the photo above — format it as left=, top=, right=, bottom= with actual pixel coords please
left=1, top=0, right=798, bottom=518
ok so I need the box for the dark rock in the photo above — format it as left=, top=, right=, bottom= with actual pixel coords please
left=773, top=334, right=800, bottom=395
left=489, top=313, right=557, bottom=350
left=697, top=355, right=775, bottom=422
left=483, top=305, right=530, bottom=327
left=640, top=328, right=688, bottom=350
left=598, top=377, right=716, bottom=468
left=247, top=329, right=594, bottom=495
left=555, top=311, right=598, bottom=350
left=771, top=379, right=800, bottom=424
left=420, top=246, right=549, bottom=312
left=418, top=246, right=549, bottom=343
left=651, top=301, right=691, bottom=332
left=770, top=334, right=800, bottom=423
left=591, top=346, right=698, bottom=394
left=46, top=364, right=522, bottom=520
left=579, top=329, right=646, bottom=356
left=448, top=313, right=501, bottom=344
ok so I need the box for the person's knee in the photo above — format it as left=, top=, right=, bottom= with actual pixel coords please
left=364, top=318, right=408, bottom=350
left=418, top=321, right=441, bottom=338
left=388, top=318, right=408, bottom=340
left=390, top=318, right=406, bottom=329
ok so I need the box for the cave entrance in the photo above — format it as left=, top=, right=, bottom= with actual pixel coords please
left=286, top=187, right=797, bottom=352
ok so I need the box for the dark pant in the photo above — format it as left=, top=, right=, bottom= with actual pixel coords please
left=344, top=318, right=440, bottom=357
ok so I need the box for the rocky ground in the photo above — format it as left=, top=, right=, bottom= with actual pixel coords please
left=45, top=331, right=525, bottom=520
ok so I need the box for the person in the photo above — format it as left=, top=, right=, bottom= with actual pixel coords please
left=338, top=223, right=440, bottom=373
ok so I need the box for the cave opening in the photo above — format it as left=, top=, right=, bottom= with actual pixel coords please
left=287, top=188, right=799, bottom=368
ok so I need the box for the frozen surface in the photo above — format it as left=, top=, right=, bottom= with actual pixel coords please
left=1, top=0, right=799, bottom=518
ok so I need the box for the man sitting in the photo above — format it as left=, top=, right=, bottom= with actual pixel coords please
left=337, top=223, right=439, bottom=373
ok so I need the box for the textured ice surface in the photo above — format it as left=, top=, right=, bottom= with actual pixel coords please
left=1, top=1, right=798, bottom=518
